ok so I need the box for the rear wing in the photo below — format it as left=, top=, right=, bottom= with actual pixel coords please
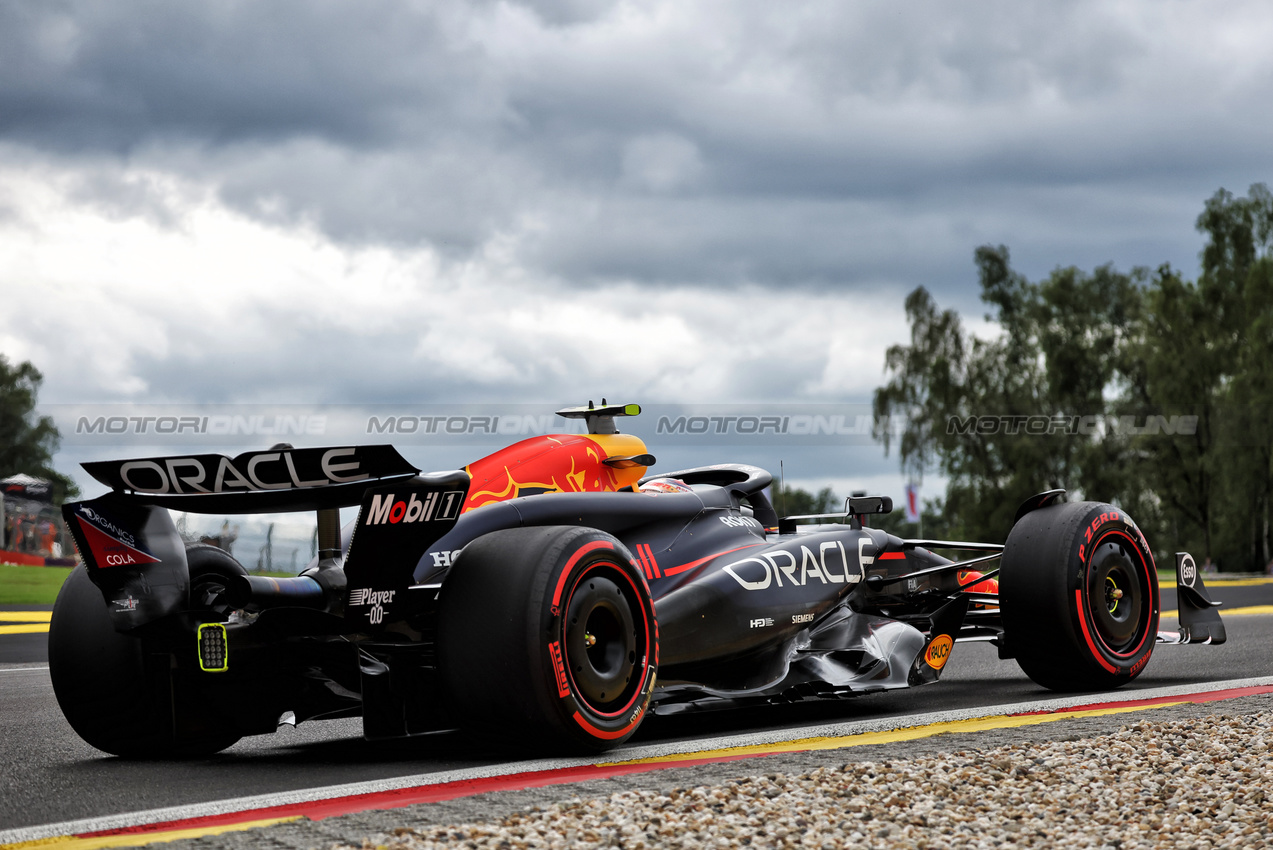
left=64, top=445, right=441, bottom=632
left=80, top=445, right=420, bottom=513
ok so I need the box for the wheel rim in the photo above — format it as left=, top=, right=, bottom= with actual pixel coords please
left=1086, top=535, right=1149, bottom=654
left=563, top=563, right=642, bottom=714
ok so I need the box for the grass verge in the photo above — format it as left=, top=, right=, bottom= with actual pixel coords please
left=0, top=563, right=297, bottom=607
left=0, top=564, right=74, bottom=605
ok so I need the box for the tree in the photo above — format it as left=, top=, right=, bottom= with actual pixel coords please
left=874, top=248, right=1143, bottom=542
left=871, top=286, right=967, bottom=490
left=874, top=184, right=1273, bottom=570
left=0, top=355, right=77, bottom=503
left=872, top=493, right=955, bottom=540
left=1119, top=265, right=1222, bottom=564
left=1193, top=185, right=1273, bottom=570
left=1116, top=186, right=1273, bottom=570
left=770, top=484, right=840, bottom=518
left=1230, top=250, right=1273, bottom=570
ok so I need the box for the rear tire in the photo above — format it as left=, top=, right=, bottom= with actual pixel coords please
left=436, top=527, right=658, bottom=752
left=1000, top=501, right=1159, bottom=691
left=49, top=550, right=245, bottom=758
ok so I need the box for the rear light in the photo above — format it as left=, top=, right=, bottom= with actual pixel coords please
left=197, top=623, right=229, bottom=672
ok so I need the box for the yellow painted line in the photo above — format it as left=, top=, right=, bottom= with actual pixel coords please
left=0, top=816, right=301, bottom=850
left=0, top=613, right=53, bottom=623
left=1219, top=604, right=1273, bottom=615
left=1202, top=577, right=1273, bottom=586
left=0, top=624, right=48, bottom=635
left=1161, top=576, right=1273, bottom=587
left=602, top=702, right=1180, bottom=767
left=1161, top=604, right=1273, bottom=620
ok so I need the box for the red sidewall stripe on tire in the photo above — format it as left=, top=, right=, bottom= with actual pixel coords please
left=1076, top=528, right=1157, bottom=668
left=1073, top=589, right=1120, bottom=675
left=1097, top=529, right=1158, bottom=660
left=562, top=561, right=654, bottom=721
left=551, top=540, right=615, bottom=610
left=570, top=703, right=642, bottom=740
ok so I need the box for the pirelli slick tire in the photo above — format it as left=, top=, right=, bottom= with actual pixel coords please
left=437, top=526, right=658, bottom=753
left=1001, top=501, right=1159, bottom=691
left=48, top=558, right=242, bottom=758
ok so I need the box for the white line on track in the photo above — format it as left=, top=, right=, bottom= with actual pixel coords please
left=4, top=675, right=1272, bottom=845
left=0, top=665, right=48, bottom=673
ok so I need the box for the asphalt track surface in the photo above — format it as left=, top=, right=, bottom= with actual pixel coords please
left=2, top=581, right=1272, bottom=836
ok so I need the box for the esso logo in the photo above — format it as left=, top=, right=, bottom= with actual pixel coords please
left=1180, top=555, right=1197, bottom=588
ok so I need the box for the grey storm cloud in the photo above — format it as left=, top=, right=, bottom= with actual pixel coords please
left=7, top=0, right=1273, bottom=504
left=3, top=0, right=1273, bottom=295
left=1, top=2, right=467, bottom=149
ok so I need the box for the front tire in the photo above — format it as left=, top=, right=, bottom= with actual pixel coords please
left=1000, top=501, right=1159, bottom=691
left=437, top=527, right=658, bottom=752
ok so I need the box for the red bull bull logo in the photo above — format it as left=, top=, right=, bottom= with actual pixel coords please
left=463, top=433, right=651, bottom=512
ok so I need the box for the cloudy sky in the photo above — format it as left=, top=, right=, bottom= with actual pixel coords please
left=3, top=0, right=1273, bottom=518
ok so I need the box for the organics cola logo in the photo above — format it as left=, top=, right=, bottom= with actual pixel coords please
left=75, top=506, right=160, bottom=568
left=77, top=506, right=137, bottom=548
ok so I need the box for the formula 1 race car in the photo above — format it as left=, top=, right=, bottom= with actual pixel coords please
left=50, top=402, right=1228, bottom=756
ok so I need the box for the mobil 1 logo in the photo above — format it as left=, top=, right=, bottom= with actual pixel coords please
left=365, top=489, right=465, bottom=525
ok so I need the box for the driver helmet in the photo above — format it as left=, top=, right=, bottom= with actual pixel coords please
left=638, top=477, right=693, bottom=495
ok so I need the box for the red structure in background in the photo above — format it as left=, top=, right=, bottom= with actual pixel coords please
left=2, top=473, right=75, bottom=566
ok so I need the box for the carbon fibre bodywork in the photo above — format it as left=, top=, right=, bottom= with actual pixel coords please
left=51, top=403, right=1223, bottom=751
left=407, top=477, right=961, bottom=711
